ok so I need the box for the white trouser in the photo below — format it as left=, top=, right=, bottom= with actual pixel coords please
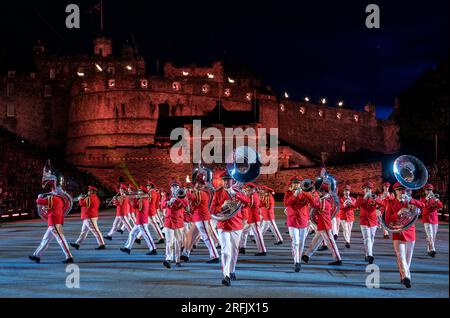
left=121, top=214, right=135, bottom=231
left=108, top=216, right=132, bottom=236
left=125, top=224, right=156, bottom=251
left=157, top=209, right=165, bottom=226
left=393, top=240, right=415, bottom=280
left=209, top=219, right=220, bottom=246
left=305, top=229, right=341, bottom=261
left=33, top=225, right=73, bottom=259
left=288, top=227, right=308, bottom=264
left=424, top=223, right=438, bottom=252
left=76, top=218, right=105, bottom=246
left=218, top=229, right=242, bottom=278
left=340, top=220, right=353, bottom=243
left=261, top=219, right=283, bottom=242
left=332, top=217, right=340, bottom=236
left=138, top=216, right=164, bottom=240
left=182, top=221, right=219, bottom=259
left=240, top=222, right=266, bottom=253
left=360, top=225, right=377, bottom=257
left=164, top=227, right=183, bottom=262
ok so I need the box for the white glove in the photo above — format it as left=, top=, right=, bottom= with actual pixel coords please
left=38, top=194, right=43, bottom=199
left=294, top=189, right=302, bottom=197
left=226, top=187, right=236, bottom=196
left=222, top=200, right=230, bottom=210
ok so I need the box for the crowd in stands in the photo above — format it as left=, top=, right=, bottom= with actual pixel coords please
left=0, top=128, right=107, bottom=221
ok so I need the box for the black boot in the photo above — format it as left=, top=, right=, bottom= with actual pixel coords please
left=301, top=255, right=309, bottom=264
left=274, top=241, right=283, bottom=245
left=180, top=255, right=189, bottom=262
left=117, top=229, right=124, bottom=234
left=368, top=256, right=375, bottom=264
left=206, top=258, right=220, bottom=264
left=156, top=238, right=165, bottom=244
left=222, top=276, right=231, bottom=286
left=163, top=260, right=171, bottom=268
left=318, top=245, right=328, bottom=251
left=104, top=235, right=112, bottom=241
left=230, top=273, right=237, bottom=281
left=334, top=234, right=338, bottom=241
left=63, top=257, right=74, bottom=264
left=120, top=247, right=131, bottom=254
left=402, top=277, right=412, bottom=288
left=255, top=252, right=267, bottom=256
left=309, top=230, right=315, bottom=236
left=134, top=238, right=142, bottom=245
left=430, top=251, right=436, bottom=258
left=29, top=255, right=40, bottom=263
left=345, top=242, right=351, bottom=248
left=295, top=263, right=301, bottom=272
left=239, top=247, right=246, bottom=255
left=176, top=262, right=182, bottom=267
left=95, top=245, right=106, bottom=250
left=146, top=249, right=157, bottom=255
left=328, top=260, right=342, bottom=266
left=384, top=234, right=389, bottom=239
left=70, top=243, right=80, bottom=250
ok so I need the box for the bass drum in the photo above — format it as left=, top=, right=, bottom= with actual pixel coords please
left=37, top=187, right=73, bottom=222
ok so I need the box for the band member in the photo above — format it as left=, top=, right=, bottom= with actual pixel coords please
left=339, top=185, right=356, bottom=248
left=355, top=182, right=384, bottom=264
left=384, top=182, right=425, bottom=288
left=162, top=180, right=189, bottom=268
left=331, top=205, right=340, bottom=241
left=420, top=184, right=443, bottom=257
left=284, top=176, right=313, bottom=272
left=379, top=182, right=393, bottom=239
left=70, top=186, right=105, bottom=250
left=29, top=168, right=73, bottom=264
left=104, top=183, right=132, bottom=240
left=260, top=186, right=283, bottom=245
left=120, top=185, right=157, bottom=255
left=211, top=171, right=250, bottom=286
left=302, top=182, right=342, bottom=265
left=239, top=182, right=267, bottom=256
left=181, top=175, right=220, bottom=263
left=145, top=181, right=165, bottom=244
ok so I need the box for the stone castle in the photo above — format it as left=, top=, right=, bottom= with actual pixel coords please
left=0, top=36, right=400, bottom=193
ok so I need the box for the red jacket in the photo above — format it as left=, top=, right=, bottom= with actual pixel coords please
left=283, top=190, right=313, bottom=229
left=163, top=197, right=188, bottom=229
left=132, top=197, right=149, bottom=225
left=339, top=196, right=356, bottom=222
left=79, top=194, right=100, bottom=220
left=260, top=193, right=275, bottom=221
left=36, top=195, right=65, bottom=226
left=242, top=192, right=260, bottom=224
left=187, top=189, right=211, bottom=222
left=210, top=188, right=250, bottom=231
left=148, top=190, right=159, bottom=217
left=384, top=198, right=425, bottom=241
left=114, top=196, right=130, bottom=217
left=311, top=196, right=333, bottom=231
left=355, top=197, right=385, bottom=227
left=420, top=197, right=443, bottom=224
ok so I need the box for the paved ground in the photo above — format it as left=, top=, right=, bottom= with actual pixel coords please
left=0, top=207, right=448, bottom=298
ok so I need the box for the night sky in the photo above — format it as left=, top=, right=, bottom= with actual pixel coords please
left=1, top=0, right=448, bottom=119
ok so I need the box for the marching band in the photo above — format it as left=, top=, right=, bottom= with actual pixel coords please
left=28, top=155, right=445, bottom=289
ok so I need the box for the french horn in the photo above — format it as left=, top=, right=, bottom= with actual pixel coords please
left=380, top=155, right=428, bottom=233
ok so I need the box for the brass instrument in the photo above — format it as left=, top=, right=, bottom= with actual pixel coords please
left=300, top=179, right=314, bottom=192
left=380, top=155, right=428, bottom=233
left=309, top=169, right=340, bottom=229
left=426, top=191, right=440, bottom=201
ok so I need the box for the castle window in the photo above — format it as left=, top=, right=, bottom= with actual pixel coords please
left=224, top=88, right=231, bottom=97
left=202, top=84, right=210, bottom=94
left=6, top=103, right=15, bottom=117
left=172, top=82, right=181, bottom=91
left=6, top=83, right=15, bottom=97
left=279, top=104, right=285, bottom=112
left=107, top=67, right=115, bottom=75
left=318, top=110, right=324, bottom=117
left=336, top=112, right=342, bottom=120
left=140, top=79, right=148, bottom=89
left=114, top=105, right=119, bottom=117
left=44, top=85, right=52, bottom=97
left=108, top=79, right=116, bottom=88
left=299, top=106, right=305, bottom=114
left=121, top=104, right=126, bottom=116
left=49, top=69, right=56, bottom=79
left=246, top=92, right=252, bottom=101
left=353, top=114, right=359, bottom=122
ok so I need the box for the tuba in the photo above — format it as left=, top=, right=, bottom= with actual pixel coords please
left=380, top=155, right=428, bottom=233
left=309, top=168, right=340, bottom=229
left=209, top=146, right=261, bottom=221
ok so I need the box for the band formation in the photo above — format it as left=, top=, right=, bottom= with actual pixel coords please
left=29, top=157, right=443, bottom=289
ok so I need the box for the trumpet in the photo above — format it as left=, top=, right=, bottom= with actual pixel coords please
left=343, top=193, right=353, bottom=207
left=426, top=191, right=440, bottom=201
left=300, top=179, right=314, bottom=192
left=74, top=193, right=87, bottom=201
left=105, top=194, right=121, bottom=206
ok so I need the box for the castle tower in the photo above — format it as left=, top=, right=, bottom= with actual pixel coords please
left=93, top=36, right=113, bottom=57
left=32, top=40, right=45, bottom=56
